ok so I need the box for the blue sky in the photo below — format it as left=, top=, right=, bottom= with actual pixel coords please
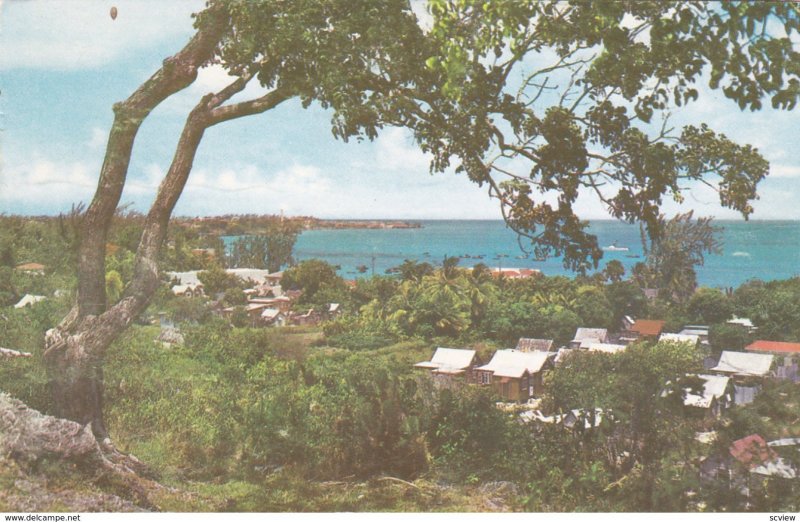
left=1, top=1, right=799, bottom=220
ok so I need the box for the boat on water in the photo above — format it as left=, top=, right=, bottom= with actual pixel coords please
left=603, top=241, right=629, bottom=252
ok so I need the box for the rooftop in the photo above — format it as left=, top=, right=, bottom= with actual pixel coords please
left=630, top=319, right=666, bottom=337
left=477, top=349, right=550, bottom=379
left=745, top=340, right=800, bottom=354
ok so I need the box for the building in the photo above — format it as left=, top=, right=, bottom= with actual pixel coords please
left=171, top=283, right=204, bottom=297
left=13, top=294, right=46, bottom=309
left=678, top=325, right=710, bottom=345
left=680, top=374, right=734, bottom=419
left=728, top=316, right=757, bottom=333
left=624, top=319, right=666, bottom=341
left=712, top=351, right=774, bottom=378
left=745, top=340, right=800, bottom=356
left=414, top=347, right=480, bottom=386
left=260, top=308, right=286, bottom=327
left=516, top=338, right=554, bottom=352
left=585, top=342, right=627, bottom=354
left=475, top=349, right=552, bottom=402
left=570, top=328, right=609, bottom=348
left=659, top=332, right=701, bottom=347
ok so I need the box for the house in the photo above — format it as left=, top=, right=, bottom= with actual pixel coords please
left=265, top=271, right=284, bottom=284
left=171, top=283, right=204, bottom=298
left=730, top=434, right=796, bottom=479
left=712, top=351, right=774, bottom=405
left=260, top=308, right=286, bottom=327
left=414, top=347, right=480, bottom=385
left=14, top=262, right=45, bottom=274
left=475, top=349, right=552, bottom=402
left=745, top=340, right=800, bottom=356
left=288, top=308, right=321, bottom=326
left=13, top=294, right=46, bottom=309
left=570, top=328, right=609, bottom=348
left=712, top=351, right=774, bottom=378
left=659, top=333, right=701, bottom=347
left=523, top=408, right=607, bottom=431
left=516, top=338, right=554, bottom=352
left=490, top=268, right=541, bottom=279
left=249, top=296, right=293, bottom=313
left=728, top=316, right=757, bottom=333
left=625, top=319, right=666, bottom=341
left=325, top=303, right=342, bottom=319
left=680, top=374, right=734, bottom=419
left=585, top=342, right=627, bottom=354
left=678, top=325, right=710, bottom=345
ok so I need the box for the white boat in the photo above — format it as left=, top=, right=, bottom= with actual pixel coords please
left=603, top=242, right=629, bottom=252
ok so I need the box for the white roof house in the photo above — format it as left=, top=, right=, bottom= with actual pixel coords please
left=260, top=308, right=283, bottom=320
left=585, top=342, right=627, bottom=354
left=476, top=349, right=550, bottom=378
left=660, top=333, right=701, bottom=346
left=728, top=316, right=757, bottom=332
left=414, top=347, right=477, bottom=375
left=516, top=338, right=555, bottom=352
left=13, top=294, right=46, bottom=309
left=682, top=374, right=732, bottom=409
left=712, top=351, right=774, bottom=377
left=571, top=328, right=609, bottom=348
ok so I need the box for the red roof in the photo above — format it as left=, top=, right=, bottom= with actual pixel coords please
left=630, top=319, right=666, bottom=337
left=730, top=434, right=775, bottom=469
left=746, top=340, right=800, bottom=354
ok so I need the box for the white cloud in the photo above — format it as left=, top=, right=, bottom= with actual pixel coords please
left=0, top=0, right=203, bottom=71
left=87, top=127, right=108, bottom=151
left=0, top=159, right=98, bottom=212
left=770, top=164, right=800, bottom=179
left=374, top=127, right=432, bottom=172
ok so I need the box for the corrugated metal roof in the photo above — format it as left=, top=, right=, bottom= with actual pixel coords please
left=746, top=340, right=800, bottom=354
left=630, top=319, right=666, bottom=336
left=516, top=338, right=554, bottom=352
left=414, top=347, right=476, bottom=372
left=713, top=351, right=774, bottom=376
left=683, top=374, right=730, bottom=408
left=572, top=328, right=608, bottom=343
left=660, top=333, right=700, bottom=345
left=477, top=349, right=549, bottom=378
left=585, top=342, right=627, bottom=354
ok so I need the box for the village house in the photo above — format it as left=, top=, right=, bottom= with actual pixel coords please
left=701, top=434, right=797, bottom=493
left=475, top=349, right=552, bottom=402
left=516, top=338, right=554, bottom=352
left=13, top=294, right=46, bottom=309
left=569, top=327, right=609, bottom=349
left=728, top=316, right=758, bottom=334
left=260, top=308, right=286, bottom=327
left=171, top=283, right=204, bottom=298
left=621, top=319, right=666, bottom=343
left=585, top=342, right=627, bottom=354
left=659, top=332, right=701, bottom=347
left=678, top=325, right=710, bottom=345
left=712, top=351, right=775, bottom=405
left=745, top=340, right=800, bottom=381
left=680, top=374, right=734, bottom=420
left=414, top=347, right=480, bottom=386
left=248, top=296, right=293, bottom=313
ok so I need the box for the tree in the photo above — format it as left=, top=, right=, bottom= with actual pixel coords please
left=197, top=263, right=242, bottom=296
left=281, top=259, right=347, bottom=305
left=43, top=0, right=428, bottom=442
left=687, top=287, right=733, bottom=325
left=602, top=260, right=625, bottom=283
left=227, top=221, right=299, bottom=272
left=46, top=0, right=798, bottom=449
left=635, top=212, right=722, bottom=302
left=411, top=1, right=797, bottom=269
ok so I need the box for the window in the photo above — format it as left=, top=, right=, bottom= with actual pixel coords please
left=479, top=371, right=492, bottom=385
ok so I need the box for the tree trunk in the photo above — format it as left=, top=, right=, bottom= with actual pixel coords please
left=46, top=7, right=229, bottom=437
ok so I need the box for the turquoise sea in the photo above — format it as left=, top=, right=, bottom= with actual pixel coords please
left=287, top=220, right=800, bottom=289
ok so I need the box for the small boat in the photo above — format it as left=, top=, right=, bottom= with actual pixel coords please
left=603, top=241, right=629, bottom=252
left=625, top=254, right=641, bottom=259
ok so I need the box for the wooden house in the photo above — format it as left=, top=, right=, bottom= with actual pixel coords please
left=475, top=349, right=552, bottom=402
left=414, top=347, right=480, bottom=386
left=711, top=351, right=775, bottom=405
left=516, top=338, right=554, bottom=352
left=623, top=319, right=666, bottom=342
left=569, top=328, right=609, bottom=349
left=681, top=374, right=734, bottom=420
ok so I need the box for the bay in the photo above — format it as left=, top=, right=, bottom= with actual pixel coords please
left=234, top=220, right=800, bottom=289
